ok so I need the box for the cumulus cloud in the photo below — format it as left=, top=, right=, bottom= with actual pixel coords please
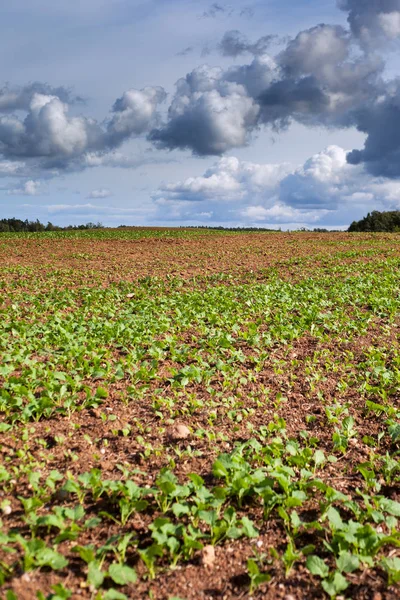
left=152, top=146, right=400, bottom=226
left=347, top=80, right=400, bottom=176
left=338, top=0, right=400, bottom=47
left=0, top=85, right=166, bottom=171
left=280, top=145, right=352, bottom=208
left=7, top=179, right=41, bottom=196
left=2, top=1, right=400, bottom=184
left=0, top=82, right=82, bottom=113
left=150, top=21, right=384, bottom=155
left=106, top=87, right=167, bottom=146
left=149, top=65, right=260, bottom=155
left=86, top=188, right=112, bottom=199
left=154, top=156, right=289, bottom=203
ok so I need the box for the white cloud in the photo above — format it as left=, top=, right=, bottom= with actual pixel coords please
left=82, top=151, right=176, bottom=170
left=7, top=179, right=41, bottom=196
left=152, top=145, right=400, bottom=227
left=0, top=86, right=166, bottom=169
left=154, top=156, right=289, bottom=203
left=86, top=188, right=112, bottom=199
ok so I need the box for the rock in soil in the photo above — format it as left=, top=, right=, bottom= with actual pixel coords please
left=201, top=545, right=216, bottom=567
left=167, top=423, right=191, bottom=442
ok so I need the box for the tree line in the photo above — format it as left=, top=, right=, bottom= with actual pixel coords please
left=348, top=211, right=400, bottom=232
left=0, top=219, right=103, bottom=232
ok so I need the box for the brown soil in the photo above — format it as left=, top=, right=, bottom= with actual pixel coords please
left=1, top=231, right=400, bottom=600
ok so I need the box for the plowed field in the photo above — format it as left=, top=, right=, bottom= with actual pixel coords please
left=1, top=229, right=400, bottom=600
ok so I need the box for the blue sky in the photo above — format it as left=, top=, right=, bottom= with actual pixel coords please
left=1, top=0, right=400, bottom=229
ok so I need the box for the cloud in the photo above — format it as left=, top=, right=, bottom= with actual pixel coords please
left=0, top=159, right=27, bottom=176
left=201, top=3, right=232, bottom=18
left=150, top=22, right=383, bottom=155
left=346, top=80, right=400, bottom=176
left=240, top=204, right=330, bottom=223
left=106, top=87, right=167, bottom=147
left=149, top=65, right=260, bottom=155
left=201, top=3, right=254, bottom=19
left=152, top=146, right=400, bottom=226
left=338, top=0, right=400, bottom=47
left=0, top=85, right=166, bottom=171
left=0, top=82, right=82, bottom=113
left=7, top=179, right=41, bottom=196
left=2, top=1, right=400, bottom=183
left=218, top=30, right=277, bottom=57
left=154, top=156, right=289, bottom=203
left=176, top=47, right=194, bottom=57
left=86, top=188, right=112, bottom=199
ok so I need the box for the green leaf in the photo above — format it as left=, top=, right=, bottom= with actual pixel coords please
left=313, top=449, right=326, bottom=468
left=388, top=422, right=400, bottom=443
left=379, top=498, right=400, bottom=517
left=95, top=386, right=108, bottom=398
left=247, top=558, right=260, bottom=576
left=321, top=571, right=349, bottom=598
left=35, top=548, right=68, bottom=570
left=49, top=583, right=72, bottom=600
left=104, top=591, right=128, bottom=600
left=336, top=551, right=360, bottom=573
left=172, top=502, right=190, bottom=517
left=108, top=563, right=137, bottom=586
left=226, top=526, right=242, bottom=539
left=73, top=545, right=96, bottom=564
left=306, top=555, right=329, bottom=578
left=241, top=516, right=259, bottom=538
left=326, top=507, right=344, bottom=530
left=87, top=562, right=104, bottom=589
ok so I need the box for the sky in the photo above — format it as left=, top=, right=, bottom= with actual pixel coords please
left=1, top=0, right=400, bottom=229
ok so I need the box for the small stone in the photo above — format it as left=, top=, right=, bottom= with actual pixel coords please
left=201, top=545, right=215, bottom=567
left=21, top=573, right=31, bottom=583
left=100, top=448, right=106, bottom=455
left=256, top=539, right=263, bottom=548
left=373, top=593, right=382, bottom=600
left=167, top=423, right=191, bottom=441
left=2, top=505, right=11, bottom=516
left=285, top=595, right=296, bottom=600
left=126, top=293, right=135, bottom=299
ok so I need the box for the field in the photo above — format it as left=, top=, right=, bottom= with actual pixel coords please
left=1, top=229, right=400, bottom=600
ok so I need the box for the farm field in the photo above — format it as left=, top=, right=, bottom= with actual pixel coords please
left=1, top=229, right=400, bottom=600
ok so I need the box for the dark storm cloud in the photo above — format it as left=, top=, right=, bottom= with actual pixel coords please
left=347, top=82, right=400, bottom=176
left=258, top=77, right=330, bottom=127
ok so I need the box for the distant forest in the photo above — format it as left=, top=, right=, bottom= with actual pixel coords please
left=3, top=213, right=400, bottom=233
left=348, top=211, right=400, bottom=232
left=0, top=219, right=103, bottom=232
